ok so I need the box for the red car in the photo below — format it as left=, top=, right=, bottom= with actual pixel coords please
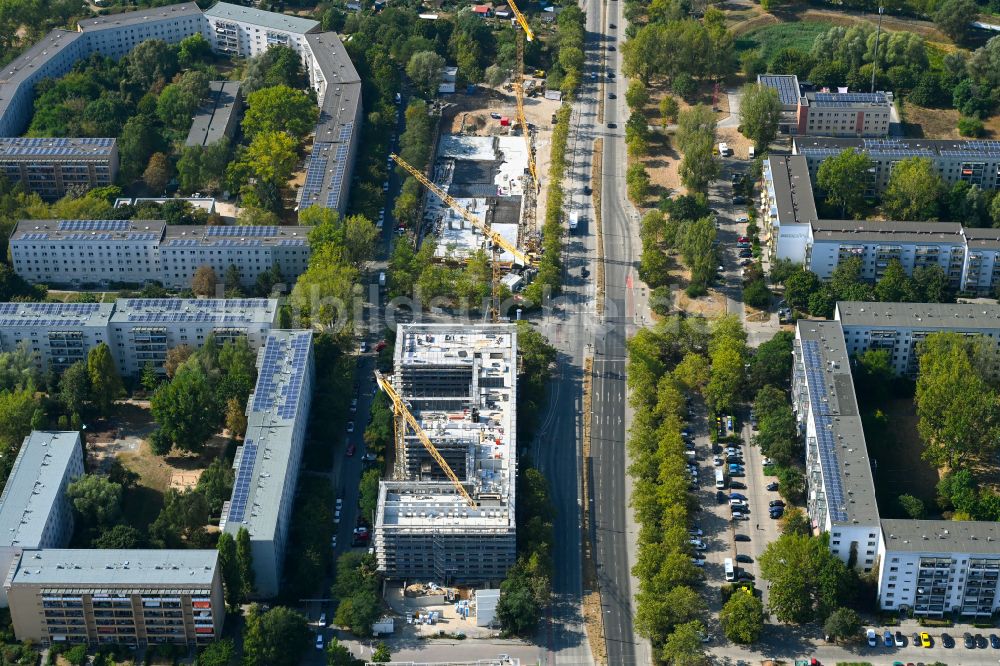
left=375, top=340, right=387, bottom=352
left=346, top=443, right=356, bottom=456
left=737, top=236, right=750, bottom=243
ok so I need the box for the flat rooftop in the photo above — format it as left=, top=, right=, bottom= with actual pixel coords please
left=221, top=330, right=312, bottom=540
left=12, top=219, right=165, bottom=243
left=185, top=81, right=242, bottom=148
left=962, top=227, right=1000, bottom=251
left=379, top=324, right=517, bottom=529
left=203, top=1, right=319, bottom=33
left=0, top=302, right=113, bottom=328
left=110, top=298, right=278, bottom=325
left=881, top=519, right=1000, bottom=555
left=0, top=137, right=116, bottom=160
left=161, top=225, right=310, bottom=248
left=757, top=73, right=800, bottom=107
left=78, top=2, right=202, bottom=30
left=765, top=156, right=818, bottom=225
left=797, top=321, right=880, bottom=526
left=810, top=219, right=964, bottom=244
left=806, top=91, right=890, bottom=108
left=836, top=301, right=1000, bottom=329
left=794, top=137, right=1000, bottom=160
left=0, top=432, right=80, bottom=549
left=9, top=549, right=218, bottom=588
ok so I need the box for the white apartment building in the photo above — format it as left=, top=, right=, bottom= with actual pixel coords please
left=219, top=330, right=313, bottom=598
left=793, top=137, right=1000, bottom=194
left=835, top=301, right=1000, bottom=377
left=0, top=298, right=277, bottom=377
left=158, top=225, right=310, bottom=290
left=0, top=302, right=113, bottom=375
left=374, top=324, right=518, bottom=585
left=879, top=520, right=1000, bottom=618
left=0, top=431, right=83, bottom=607
left=793, top=321, right=881, bottom=572
left=10, top=220, right=164, bottom=286
left=0, top=3, right=362, bottom=215
left=9, top=220, right=311, bottom=290
left=759, top=155, right=818, bottom=264
left=108, top=298, right=278, bottom=376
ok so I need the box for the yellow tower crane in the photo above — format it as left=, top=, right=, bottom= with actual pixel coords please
left=508, top=0, right=539, bottom=193
left=374, top=370, right=476, bottom=509
left=389, top=152, right=532, bottom=321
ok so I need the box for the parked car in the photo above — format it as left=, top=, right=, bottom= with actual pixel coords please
left=867, top=629, right=878, bottom=648
left=766, top=482, right=779, bottom=491
left=894, top=631, right=905, bottom=647
left=739, top=258, right=754, bottom=267
left=920, top=632, right=933, bottom=648
left=964, top=633, right=975, bottom=649
left=350, top=398, right=358, bottom=413
left=688, top=528, right=703, bottom=537
left=738, top=249, right=753, bottom=258
left=769, top=500, right=785, bottom=508
left=942, top=633, right=954, bottom=648
left=316, top=634, right=324, bottom=650
left=736, top=554, right=753, bottom=563
left=990, top=634, right=999, bottom=649
left=911, top=632, right=920, bottom=646
left=976, top=634, right=987, bottom=649
left=346, top=421, right=355, bottom=433
left=691, top=558, right=705, bottom=567
left=884, top=630, right=894, bottom=647
left=733, top=195, right=748, bottom=205
left=769, top=507, right=784, bottom=519
left=730, top=481, right=747, bottom=489
left=717, top=490, right=728, bottom=503
left=713, top=456, right=723, bottom=466
left=346, top=443, right=355, bottom=456
left=730, top=493, right=748, bottom=501
left=735, top=534, right=751, bottom=542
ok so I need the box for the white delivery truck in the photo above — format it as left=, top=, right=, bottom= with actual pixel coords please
left=715, top=469, right=726, bottom=489
left=718, top=142, right=729, bottom=156
left=568, top=211, right=579, bottom=232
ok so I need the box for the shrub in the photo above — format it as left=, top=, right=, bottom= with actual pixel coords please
left=957, top=116, right=985, bottom=137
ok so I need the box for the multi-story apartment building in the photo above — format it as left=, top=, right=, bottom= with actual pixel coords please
left=107, top=298, right=278, bottom=376
left=879, top=521, right=1000, bottom=618
left=185, top=81, right=243, bottom=148
left=835, top=301, right=1000, bottom=377
left=757, top=74, right=893, bottom=137
left=0, top=3, right=361, bottom=215
left=0, top=298, right=277, bottom=376
left=0, top=138, right=118, bottom=200
left=157, top=225, right=310, bottom=290
left=0, top=302, right=113, bottom=375
left=807, top=219, right=968, bottom=285
left=9, top=220, right=311, bottom=289
left=759, top=155, right=819, bottom=263
left=219, top=330, right=313, bottom=598
left=795, top=319, right=1000, bottom=617
left=0, top=432, right=83, bottom=607
left=792, top=321, right=882, bottom=572
left=5, top=549, right=224, bottom=646
left=374, top=324, right=517, bottom=585
left=10, top=220, right=164, bottom=286
left=793, top=137, right=1000, bottom=194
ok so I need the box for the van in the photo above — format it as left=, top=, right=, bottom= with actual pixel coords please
left=718, top=142, right=729, bottom=156
left=379, top=272, right=386, bottom=289
left=724, top=558, right=735, bottom=582
left=714, top=469, right=725, bottom=489
left=568, top=212, right=579, bottom=232
left=748, top=146, right=755, bottom=159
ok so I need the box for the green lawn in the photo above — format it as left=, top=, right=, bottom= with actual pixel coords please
left=735, top=21, right=835, bottom=61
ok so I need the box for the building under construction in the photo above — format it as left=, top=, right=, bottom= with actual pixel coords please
left=373, top=323, right=517, bottom=585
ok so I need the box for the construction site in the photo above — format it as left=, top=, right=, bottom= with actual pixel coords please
left=372, top=323, right=517, bottom=586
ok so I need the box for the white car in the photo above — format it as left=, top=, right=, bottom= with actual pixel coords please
left=713, top=456, right=723, bottom=466
left=331, top=535, right=337, bottom=549
left=350, top=398, right=358, bottom=413
left=688, top=528, right=703, bottom=537
left=359, top=341, right=368, bottom=353
left=346, top=421, right=355, bottom=433
left=736, top=214, right=749, bottom=223
left=691, top=558, right=705, bottom=567
left=334, top=510, right=341, bottom=524
left=867, top=629, right=878, bottom=647
left=729, top=498, right=746, bottom=507
left=319, top=613, right=326, bottom=627
left=335, top=498, right=343, bottom=509
left=689, top=539, right=707, bottom=550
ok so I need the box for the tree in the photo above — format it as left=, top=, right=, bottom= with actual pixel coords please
left=823, top=606, right=862, bottom=642
left=59, top=360, right=90, bottom=416
left=326, top=637, right=355, bottom=666
left=747, top=331, right=794, bottom=392
left=67, top=474, right=123, bottom=530
left=816, top=149, right=874, bottom=218
left=934, top=0, right=978, bottom=43
left=876, top=259, right=917, bottom=302
left=783, top=269, right=820, bottom=312
left=150, top=363, right=218, bottom=453
left=739, top=83, right=781, bottom=152
left=626, top=79, right=650, bottom=111
left=165, top=345, right=193, bottom=379
left=882, top=157, right=944, bottom=221
left=127, top=39, right=177, bottom=89
left=196, top=639, right=235, bottom=666
left=156, top=84, right=200, bottom=130
left=242, top=86, right=319, bottom=140
left=659, top=95, right=679, bottom=126
left=913, top=265, right=949, bottom=302
left=679, top=135, right=718, bottom=193
left=87, top=343, right=123, bottom=416
left=496, top=577, right=541, bottom=636
left=371, top=643, right=391, bottom=663
left=243, top=605, right=311, bottom=666
left=217, top=531, right=241, bottom=609
left=626, top=163, right=650, bottom=203
left=192, top=265, right=218, bottom=297
left=237, top=526, right=255, bottom=600
left=143, top=152, right=172, bottom=193
left=759, top=533, right=852, bottom=623
left=406, top=51, right=446, bottom=98
left=225, top=396, right=248, bottom=438
left=660, top=620, right=709, bottom=666
left=915, top=333, right=1000, bottom=468
left=898, top=493, right=926, bottom=519
left=235, top=131, right=299, bottom=206
left=780, top=506, right=812, bottom=536
left=720, top=592, right=765, bottom=644
left=92, top=523, right=143, bottom=549
left=178, top=32, right=211, bottom=68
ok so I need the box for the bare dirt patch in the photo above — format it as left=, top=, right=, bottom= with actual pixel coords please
left=901, top=101, right=1000, bottom=139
